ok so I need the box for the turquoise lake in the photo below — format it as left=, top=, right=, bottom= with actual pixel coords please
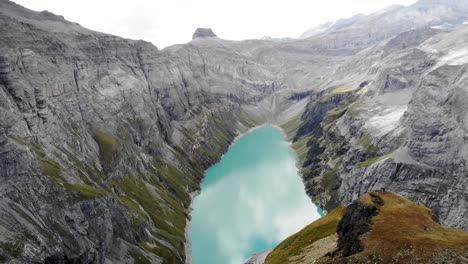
left=190, top=125, right=322, bottom=264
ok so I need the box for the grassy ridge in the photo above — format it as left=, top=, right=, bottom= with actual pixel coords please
left=264, top=207, right=346, bottom=264
left=352, top=191, right=468, bottom=263
left=265, top=192, right=468, bottom=264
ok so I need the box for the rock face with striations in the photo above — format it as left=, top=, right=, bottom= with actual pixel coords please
left=2, top=0, right=468, bottom=263
left=0, top=1, right=286, bottom=263
left=192, top=28, right=217, bottom=39
left=291, top=24, right=468, bottom=231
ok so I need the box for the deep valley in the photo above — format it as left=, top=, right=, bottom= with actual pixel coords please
left=1, top=0, right=468, bottom=263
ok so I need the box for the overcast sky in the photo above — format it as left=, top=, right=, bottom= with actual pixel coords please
left=14, top=0, right=417, bottom=48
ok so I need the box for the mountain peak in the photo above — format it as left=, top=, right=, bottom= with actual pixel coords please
left=192, top=28, right=217, bottom=39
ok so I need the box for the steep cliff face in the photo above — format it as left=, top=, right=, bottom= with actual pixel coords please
left=291, top=24, right=468, bottom=230
left=192, top=28, right=217, bottom=39
left=0, top=0, right=358, bottom=262
left=0, top=1, right=283, bottom=263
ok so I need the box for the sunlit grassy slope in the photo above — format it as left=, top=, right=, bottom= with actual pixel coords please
left=349, top=191, right=468, bottom=263
left=264, top=207, right=346, bottom=264
left=265, top=192, right=468, bottom=264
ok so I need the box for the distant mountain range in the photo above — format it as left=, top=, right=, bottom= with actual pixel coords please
left=300, top=0, right=468, bottom=48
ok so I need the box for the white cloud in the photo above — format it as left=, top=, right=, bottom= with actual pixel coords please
left=273, top=199, right=321, bottom=240
left=14, top=0, right=417, bottom=48
left=189, top=129, right=320, bottom=263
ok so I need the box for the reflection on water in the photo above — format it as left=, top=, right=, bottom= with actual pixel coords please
left=191, top=125, right=321, bottom=264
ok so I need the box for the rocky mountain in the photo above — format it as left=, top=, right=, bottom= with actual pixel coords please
left=300, top=15, right=364, bottom=39
left=299, top=0, right=468, bottom=48
left=284, top=22, right=468, bottom=233
left=1, top=0, right=468, bottom=263
left=191, top=28, right=217, bottom=39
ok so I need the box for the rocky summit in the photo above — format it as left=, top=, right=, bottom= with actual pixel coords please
left=1, top=0, right=468, bottom=263
left=191, top=28, right=217, bottom=39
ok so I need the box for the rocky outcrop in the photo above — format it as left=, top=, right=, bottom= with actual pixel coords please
left=192, top=28, right=217, bottom=39
left=336, top=201, right=377, bottom=257
left=265, top=192, right=468, bottom=264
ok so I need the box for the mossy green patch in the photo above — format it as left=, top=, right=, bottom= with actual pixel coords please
left=320, top=85, right=354, bottom=103
left=143, top=241, right=180, bottom=264
left=327, top=107, right=348, bottom=118
left=112, top=176, right=185, bottom=254
left=358, top=153, right=392, bottom=168
left=60, top=149, right=105, bottom=181
left=359, top=156, right=382, bottom=168
left=357, top=136, right=379, bottom=154
left=181, top=128, right=197, bottom=143
left=321, top=166, right=340, bottom=192
left=129, top=249, right=151, bottom=264
left=281, top=114, right=303, bottom=139
left=117, top=196, right=146, bottom=217
left=93, top=129, right=119, bottom=166
left=39, top=159, right=63, bottom=178
left=0, top=241, right=22, bottom=258
left=30, top=143, right=46, bottom=158
left=153, top=159, right=191, bottom=206
left=347, top=102, right=365, bottom=117
left=0, top=235, right=28, bottom=258
left=6, top=135, right=26, bottom=145
left=321, top=122, right=335, bottom=132
left=63, top=121, right=83, bottom=139
left=331, top=85, right=354, bottom=94
left=35, top=146, right=108, bottom=199
left=291, top=134, right=314, bottom=163
left=235, top=110, right=259, bottom=128
left=64, top=183, right=107, bottom=198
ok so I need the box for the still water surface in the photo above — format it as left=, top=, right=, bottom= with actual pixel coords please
left=191, top=125, right=322, bottom=264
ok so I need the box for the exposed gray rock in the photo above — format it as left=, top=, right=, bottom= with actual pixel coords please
left=242, top=249, right=272, bottom=264
left=192, top=28, right=217, bottom=39
left=294, top=22, right=468, bottom=231
left=299, top=0, right=468, bottom=49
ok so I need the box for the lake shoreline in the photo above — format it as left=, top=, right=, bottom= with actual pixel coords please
left=274, top=124, right=326, bottom=216
left=184, top=123, right=323, bottom=264
left=184, top=124, right=261, bottom=264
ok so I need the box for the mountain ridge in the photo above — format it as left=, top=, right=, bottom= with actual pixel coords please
left=299, top=0, right=468, bottom=49
left=264, top=191, right=468, bottom=264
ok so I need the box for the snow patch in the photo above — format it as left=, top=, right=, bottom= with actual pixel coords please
left=364, top=106, right=407, bottom=137
left=439, top=49, right=468, bottom=66
left=431, top=22, right=453, bottom=30
left=418, top=47, right=439, bottom=54
left=433, top=48, right=468, bottom=70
